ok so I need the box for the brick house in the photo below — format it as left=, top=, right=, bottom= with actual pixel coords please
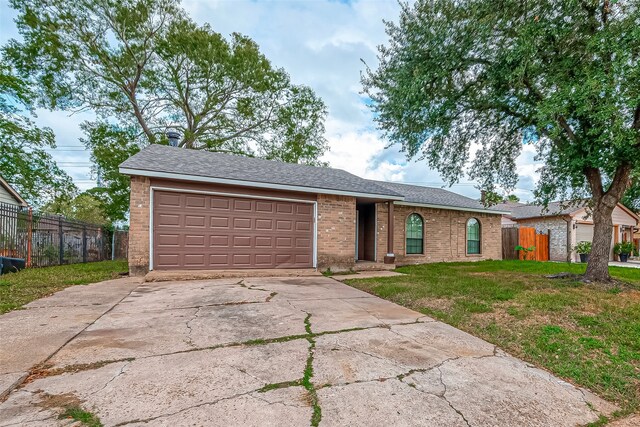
left=491, top=201, right=640, bottom=262
left=120, top=145, right=505, bottom=276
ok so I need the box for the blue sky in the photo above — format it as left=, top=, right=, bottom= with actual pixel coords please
left=1, top=0, right=539, bottom=200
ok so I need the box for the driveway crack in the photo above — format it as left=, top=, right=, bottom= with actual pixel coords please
left=184, top=307, right=202, bottom=347
left=436, top=367, right=472, bottom=427
left=113, top=389, right=259, bottom=426
left=301, top=312, right=322, bottom=427
left=91, top=362, right=131, bottom=396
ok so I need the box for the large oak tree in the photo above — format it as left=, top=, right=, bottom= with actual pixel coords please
left=5, top=0, right=327, bottom=220
left=363, top=0, right=640, bottom=281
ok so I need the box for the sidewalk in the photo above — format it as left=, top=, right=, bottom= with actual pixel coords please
left=609, top=260, right=640, bottom=269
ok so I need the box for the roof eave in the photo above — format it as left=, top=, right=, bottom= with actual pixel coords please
left=513, top=213, right=572, bottom=221
left=395, top=201, right=508, bottom=215
left=0, top=176, right=28, bottom=207
left=120, top=167, right=405, bottom=201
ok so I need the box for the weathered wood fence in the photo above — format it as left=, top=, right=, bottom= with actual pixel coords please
left=502, top=226, right=550, bottom=261
left=0, top=201, right=111, bottom=268
left=502, top=227, right=519, bottom=260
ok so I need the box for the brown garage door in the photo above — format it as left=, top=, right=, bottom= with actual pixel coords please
left=153, top=191, right=314, bottom=270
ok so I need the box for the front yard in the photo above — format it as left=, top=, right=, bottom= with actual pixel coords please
left=0, top=261, right=129, bottom=314
left=346, top=260, right=640, bottom=417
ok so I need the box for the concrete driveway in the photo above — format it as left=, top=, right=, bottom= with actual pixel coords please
left=0, top=275, right=616, bottom=426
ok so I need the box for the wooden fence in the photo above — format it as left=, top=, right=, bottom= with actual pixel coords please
left=501, top=226, right=550, bottom=261
left=502, top=227, right=519, bottom=260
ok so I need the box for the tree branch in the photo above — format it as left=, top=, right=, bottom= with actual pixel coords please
left=605, top=163, right=632, bottom=202
left=584, top=167, right=604, bottom=199
left=557, top=116, right=577, bottom=142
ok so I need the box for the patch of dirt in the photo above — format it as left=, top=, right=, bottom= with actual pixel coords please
left=620, top=290, right=640, bottom=302
left=24, top=358, right=134, bottom=384
left=608, top=414, right=640, bottom=427
left=545, top=272, right=582, bottom=280
left=470, top=305, right=580, bottom=333
left=36, top=392, right=84, bottom=410
left=22, top=363, right=55, bottom=385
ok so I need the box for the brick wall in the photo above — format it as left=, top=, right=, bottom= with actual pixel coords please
left=376, top=203, right=502, bottom=264
left=128, top=176, right=151, bottom=276
left=316, top=194, right=356, bottom=271
left=516, top=217, right=569, bottom=262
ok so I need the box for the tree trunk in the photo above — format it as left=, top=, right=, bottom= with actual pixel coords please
left=582, top=164, right=632, bottom=282
left=584, top=202, right=614, bottom=282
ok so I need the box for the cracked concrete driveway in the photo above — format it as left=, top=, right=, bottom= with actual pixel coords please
left=0, top=275, right=617, bottom=426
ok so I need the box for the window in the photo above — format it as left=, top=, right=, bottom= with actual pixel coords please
left=406, top=213, right=424, bottom=254
left=467, top=218, right=481, bottom=254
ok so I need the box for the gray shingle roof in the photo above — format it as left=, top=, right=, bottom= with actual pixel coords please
left=490, top=200, right=587, bottom=219
left=369, top=180, right=500, bottom=212
left=120, top=145, right=403, bottom=198
left=119, top=145, right=504, bottom=214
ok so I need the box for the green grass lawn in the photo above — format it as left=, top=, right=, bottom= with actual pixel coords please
left=0, top=261, right=129, bottom=314
left=345, top=260, right=640, bottom=416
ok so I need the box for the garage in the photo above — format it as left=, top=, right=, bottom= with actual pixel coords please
left=575, top=223, right=594, bottom=244
left=152, top=190, right=315, bottom=270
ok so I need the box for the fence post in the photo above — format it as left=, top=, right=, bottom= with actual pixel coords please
left=82, top=226, right=87, bottom=263
left=26, top=207, right=33, bottom=267
left=58, top=217, right=64, bottom=265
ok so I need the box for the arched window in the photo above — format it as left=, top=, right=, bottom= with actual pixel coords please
left=406, top=213, right=424, bottom=254
left=467, top=218, right=481, bottom=254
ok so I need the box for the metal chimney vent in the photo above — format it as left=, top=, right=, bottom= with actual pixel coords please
left=166, top=131, right=180, bottom=147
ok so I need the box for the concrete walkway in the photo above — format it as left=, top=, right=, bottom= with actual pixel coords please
left=609, top=260, right=640, bottom=269
left=0, top=276, right=617, bottom=426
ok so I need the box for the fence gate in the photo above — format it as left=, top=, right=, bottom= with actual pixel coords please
left=502, top=227, right=550, bottom=261
left=518, top=227, right=550, bottom=261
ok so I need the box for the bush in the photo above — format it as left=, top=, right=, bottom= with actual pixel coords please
left=613, top=241, right=634, bottom=255
left=573, top=241, right=592, bottom=255
left=515, top=245, right=536, bottom=260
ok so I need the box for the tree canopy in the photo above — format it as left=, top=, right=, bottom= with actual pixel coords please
left=42, top=192, right=109, bottom=225
left=0, top=63, right=75, bottom=206
left=363, top=0, right=640, bottom=281
left=5, top=0, right=328, bottom=219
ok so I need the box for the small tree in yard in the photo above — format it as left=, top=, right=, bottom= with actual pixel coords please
left=515, top=245, right=536, bottom=261
left=362, top=0, right=640, bottom=282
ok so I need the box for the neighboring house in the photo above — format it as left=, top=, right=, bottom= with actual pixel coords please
left=120, top=145, right=506, bottom=275
left=491, top=201, right=640, bottom=262
left=0, top=176, right=27, bottom=207
left=0, top=176, right=27, bottom=257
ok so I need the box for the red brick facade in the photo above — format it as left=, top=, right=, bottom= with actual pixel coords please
left=128, top=176, right=151, bottom=276
left=126, top=178, right=502, bottom=275
left=316, top=194, right=356, bottom=271
left=376, top=203, right=502, bottom=265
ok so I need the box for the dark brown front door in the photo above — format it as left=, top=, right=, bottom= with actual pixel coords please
left=153, top=191, right=314, bottom=270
